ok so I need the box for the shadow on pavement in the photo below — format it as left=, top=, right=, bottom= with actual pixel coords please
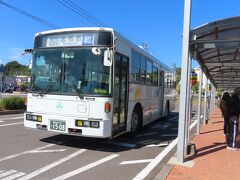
left=40, top=112, right=180, bottom=152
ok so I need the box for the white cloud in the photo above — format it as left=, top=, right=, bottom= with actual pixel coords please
left=0, top=48, right=31, bottom=65
left=8, top=48, right=24, bottom=60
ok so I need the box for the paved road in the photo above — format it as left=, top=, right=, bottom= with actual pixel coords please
left=0, top=92, right=27, bottom=98
left=0, top=111, right=180, bottom=180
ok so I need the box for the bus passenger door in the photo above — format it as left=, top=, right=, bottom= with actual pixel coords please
left=159, top=70, right=164, bottom=116
left=112, top=53, right=129, bottom=136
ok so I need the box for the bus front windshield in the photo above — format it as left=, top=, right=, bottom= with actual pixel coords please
left=30, top=47, right=112, bottom=96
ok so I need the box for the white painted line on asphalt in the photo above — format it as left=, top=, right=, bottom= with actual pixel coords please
left=1, top=172, right=26, bottom=180
left=145, top=143, right=169, bottom=148
left=0, top=116, right=23, bottom=121
left=0, top=170, right=17, bottom=178
left=136, top=132, right=158, bottom=137
left=12, top=116, right=24, bottom=119
left=52, top=154, right=119, bottom=180
left=0, top=120, right=4, bottom=123
left=120, top=159, right=153, bottom=165
left=169, top=116, right=178, bottom=121
left=161, top=134, right=178, bottom=137
left=152, top=122, right=170, bottom=129
left=29, top=149, right=67, bottom=154
left=0, top=144, right=54, bottom=162
left=105, top=141, right=137, bottom=148
left=133, top=119, right=198, bottom=180
left=0, top=122, right=23, bottom=127
left=18, top=149, right=87, bottom=180
left=190, top=119, right=198, bottom=129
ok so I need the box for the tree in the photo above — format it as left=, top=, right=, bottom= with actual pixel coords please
left=175, top=67, right=181, bottom=85
left=4, top=61, right=30, bottom=76
left=192, top=82, right=199, bottom=94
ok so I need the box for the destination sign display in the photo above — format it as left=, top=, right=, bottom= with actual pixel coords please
left=34, top=31, right=113, bottom=48
left=41, top=33, right=96, bottom=47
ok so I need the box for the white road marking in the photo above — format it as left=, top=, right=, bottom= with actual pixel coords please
left=53, top=154, right=119, bottom=180
left=145, top=143, right=169, bottom=148
left=133, top=119, right=198, bottom=180
left=29, top=149, right=67, bottom=153
left=169, top=117, right=178, bottom=121
left=120, top=159, right=153, bottom=165
left=18, top=149, right=86, bottom=180
left=136, top=132, right=158, bottom=137
left=0, top=120, right=4, bottom=123
left=0, top=116, right=23, bottom=121
left=0, top=122, right=23, bottom=127
left=0, top=170, right=17, bottom=178
left=12, top=116, right=24, bottom=119
left=0, top=144, right=54, bottom=162
left=152, top=122, right=170, bottom=129
left=1, top=172, right=25, bottom=180
left=105, top=141, right=137, bottom=148
left=161, top=134, right=178, bottom=137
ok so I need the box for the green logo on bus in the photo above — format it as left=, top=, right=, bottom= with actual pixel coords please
left=56, top=100, right=63, bottom=110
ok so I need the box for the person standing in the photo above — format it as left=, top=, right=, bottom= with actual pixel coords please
left=219, top=92, right=230, bottom=137
left=227, top=88, right=240, bottom=150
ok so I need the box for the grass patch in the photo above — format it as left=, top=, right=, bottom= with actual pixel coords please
left=1, top=96, right=25, bottom=110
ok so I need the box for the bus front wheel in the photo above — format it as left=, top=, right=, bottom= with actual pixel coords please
left=131, top=108, right=141, bottom=132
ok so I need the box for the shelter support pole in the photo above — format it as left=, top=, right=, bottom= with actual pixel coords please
left=209, top=84, right=213, bottom=114
left=211, top=87, right=215, bottom=113
left=185, top=55, right=192, bottom=152
left=213, top=87, right=216, bottom=110
left=197, top=68, right=203, bottom=135
left=203, top=78, right=208, bottom=124
left=177, top=0, right=192, bottom=163
left=213, top=87, right=216, bottom=109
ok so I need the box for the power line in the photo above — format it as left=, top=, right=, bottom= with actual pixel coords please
left=56, top=0, right=142, bottom=45
left=66, top=0, right=108, bottom=27
left=57, top=0, right=108, bottom=27
left=0, top=0, right=60, bottom=29
left=48, top=0, right=90, bottom=26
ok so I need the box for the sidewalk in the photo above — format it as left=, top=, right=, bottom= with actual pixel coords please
left=166, top=108, right=240, bottom=180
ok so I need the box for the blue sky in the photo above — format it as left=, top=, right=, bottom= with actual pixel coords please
left=0, top=0, right=240, bottom=68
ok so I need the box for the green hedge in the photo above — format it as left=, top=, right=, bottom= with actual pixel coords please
left=1, top=96, right=25, bottom=110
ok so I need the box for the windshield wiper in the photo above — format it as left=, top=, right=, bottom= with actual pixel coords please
left=69, top=78, right=84, bottom=100
left=39, top=79, right=58, bottom=96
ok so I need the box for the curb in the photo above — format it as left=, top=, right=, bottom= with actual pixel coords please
left=0, top=109, right=25, bottom=115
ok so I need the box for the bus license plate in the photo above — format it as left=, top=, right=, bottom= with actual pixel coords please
left=50, top=120, right=66, bottom=132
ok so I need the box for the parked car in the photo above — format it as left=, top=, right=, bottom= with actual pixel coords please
left=1, top=86, right=13, bottom=93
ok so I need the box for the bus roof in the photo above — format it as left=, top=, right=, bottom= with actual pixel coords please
left=34, top=27, right=114, bottom=37
left=35, top=27, right=174, bottom=73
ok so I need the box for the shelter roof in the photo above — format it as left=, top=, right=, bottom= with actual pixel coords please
left=190, top=16, right=240, bottom=89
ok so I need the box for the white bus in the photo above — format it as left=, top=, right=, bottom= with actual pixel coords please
left=24, top=27, right=176, bottom=138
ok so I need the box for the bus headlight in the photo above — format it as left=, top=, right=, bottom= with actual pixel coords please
left=75, top=120, right=99, bottom=128
left=26, top=114, right=42, bottom=122
left=90, top=121, right=99, bottom=128
left=75, top=120, right=90, bottom=127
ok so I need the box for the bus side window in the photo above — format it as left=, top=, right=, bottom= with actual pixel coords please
left=131, top=50, right=140, bottom=82
left=153, top=66, right=158, bottom=86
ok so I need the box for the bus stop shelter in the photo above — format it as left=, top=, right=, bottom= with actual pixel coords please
left=177, top=0, right=240, bottom=163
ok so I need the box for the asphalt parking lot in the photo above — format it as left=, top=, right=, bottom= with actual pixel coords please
left=0, top=111, right=180, bottom=180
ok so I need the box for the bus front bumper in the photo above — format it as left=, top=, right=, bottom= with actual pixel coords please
left=24, top=112, right=112, bottom=138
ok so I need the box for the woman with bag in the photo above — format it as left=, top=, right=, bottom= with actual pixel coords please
left=219, top=92, right=230, bottom=137
left=227, top=88, right=240, bottom=150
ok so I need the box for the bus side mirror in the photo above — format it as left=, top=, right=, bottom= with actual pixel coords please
left=103, top=49, right=113, bottom=66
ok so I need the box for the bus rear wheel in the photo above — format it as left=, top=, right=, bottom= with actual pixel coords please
left=131, top=108, right=141, bottom=132
left=163, top=102, right=170, bottom=120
